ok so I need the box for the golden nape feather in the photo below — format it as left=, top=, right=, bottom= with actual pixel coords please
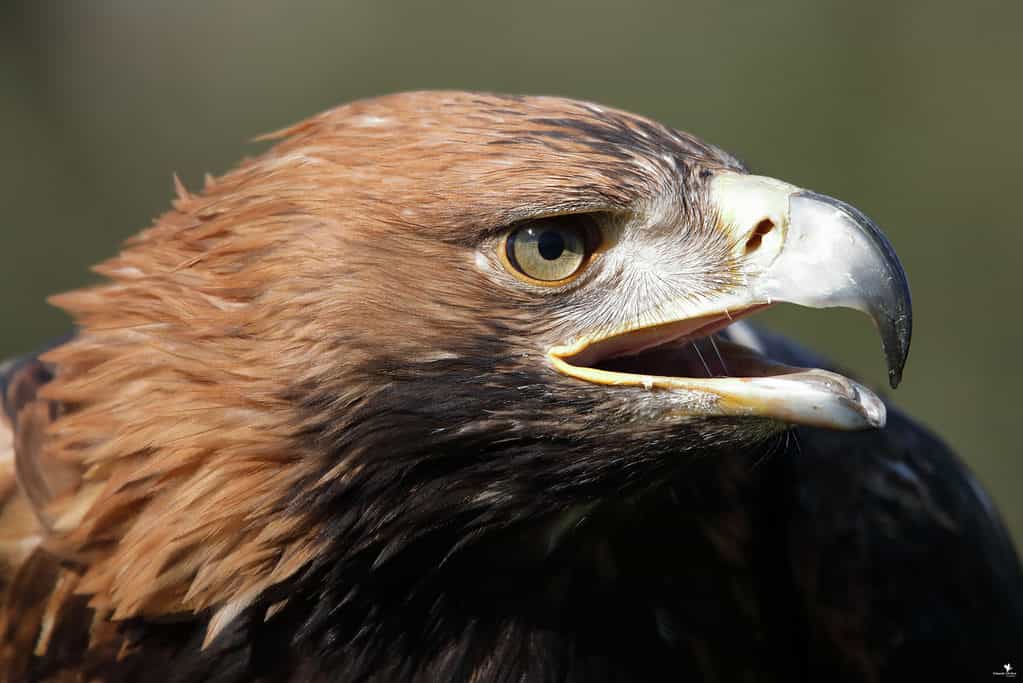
left=1, top=160, right=335, bottom=669
left=0, top=92, right=1019, bottom=682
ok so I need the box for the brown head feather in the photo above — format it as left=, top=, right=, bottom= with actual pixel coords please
left=1, top=91, right=748, bottom=675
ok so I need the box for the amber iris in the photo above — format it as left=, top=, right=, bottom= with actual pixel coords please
left=503, top=216, right=595, bottom=284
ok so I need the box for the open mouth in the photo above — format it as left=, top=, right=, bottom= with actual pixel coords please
left=594, top=334, right=786, bottom=379
left=556, top=308, right=774, bottom=380
left=548, top=308, right=888, bottom=431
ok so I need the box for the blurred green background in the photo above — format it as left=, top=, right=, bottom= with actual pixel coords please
left=1, top=2, right=1020, bottom=545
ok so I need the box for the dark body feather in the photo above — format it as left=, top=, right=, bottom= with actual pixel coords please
left=2, top=328, right=1019, bottom=682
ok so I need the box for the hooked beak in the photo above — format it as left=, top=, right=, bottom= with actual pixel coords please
left=549, top=172, right=912, bottom=431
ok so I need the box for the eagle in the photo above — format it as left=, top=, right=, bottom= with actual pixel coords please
left=0, top=91, right=1019, bottom=682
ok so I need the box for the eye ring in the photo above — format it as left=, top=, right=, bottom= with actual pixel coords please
left=499, top=214, right=602, bottom=287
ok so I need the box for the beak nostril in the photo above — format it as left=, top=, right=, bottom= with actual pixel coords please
left=744, top=219, right=775, bottom=254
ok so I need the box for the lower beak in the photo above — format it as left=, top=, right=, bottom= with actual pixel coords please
left=549, top=172, right=912, bottom=431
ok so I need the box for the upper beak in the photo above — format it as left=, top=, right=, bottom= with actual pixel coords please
left=549, top=171, right=913, bottom=431
left=711, top=173, right=912, bottom=389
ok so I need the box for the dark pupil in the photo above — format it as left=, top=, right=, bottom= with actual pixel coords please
left=536, top=230, right=565, bottom=260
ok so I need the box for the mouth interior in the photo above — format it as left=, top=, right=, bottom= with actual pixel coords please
left=550, top=308, right=888, bottom=430
left=561, top=309, right=803, bottom=381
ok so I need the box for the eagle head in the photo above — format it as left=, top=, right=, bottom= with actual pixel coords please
left=37, top=91, right=910, bottom=653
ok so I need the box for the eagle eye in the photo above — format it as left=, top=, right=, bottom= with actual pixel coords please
left=501, top=215, right=600, bottom=286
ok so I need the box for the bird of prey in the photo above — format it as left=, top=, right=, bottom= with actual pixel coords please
left=0, top=91, right=1019, bottom=682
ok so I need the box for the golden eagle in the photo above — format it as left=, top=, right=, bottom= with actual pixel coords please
left=1, top=92, right=1019, bottom=681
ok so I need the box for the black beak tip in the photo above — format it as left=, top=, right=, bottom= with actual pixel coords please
left=888, top=365, right=903, bottom=390
left=793, top=190, right=913, bottom=394
left=885, top=310, right=912, bottom=389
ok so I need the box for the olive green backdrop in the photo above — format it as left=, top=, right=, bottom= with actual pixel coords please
left=2, top=2, right=1021, bottom=546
